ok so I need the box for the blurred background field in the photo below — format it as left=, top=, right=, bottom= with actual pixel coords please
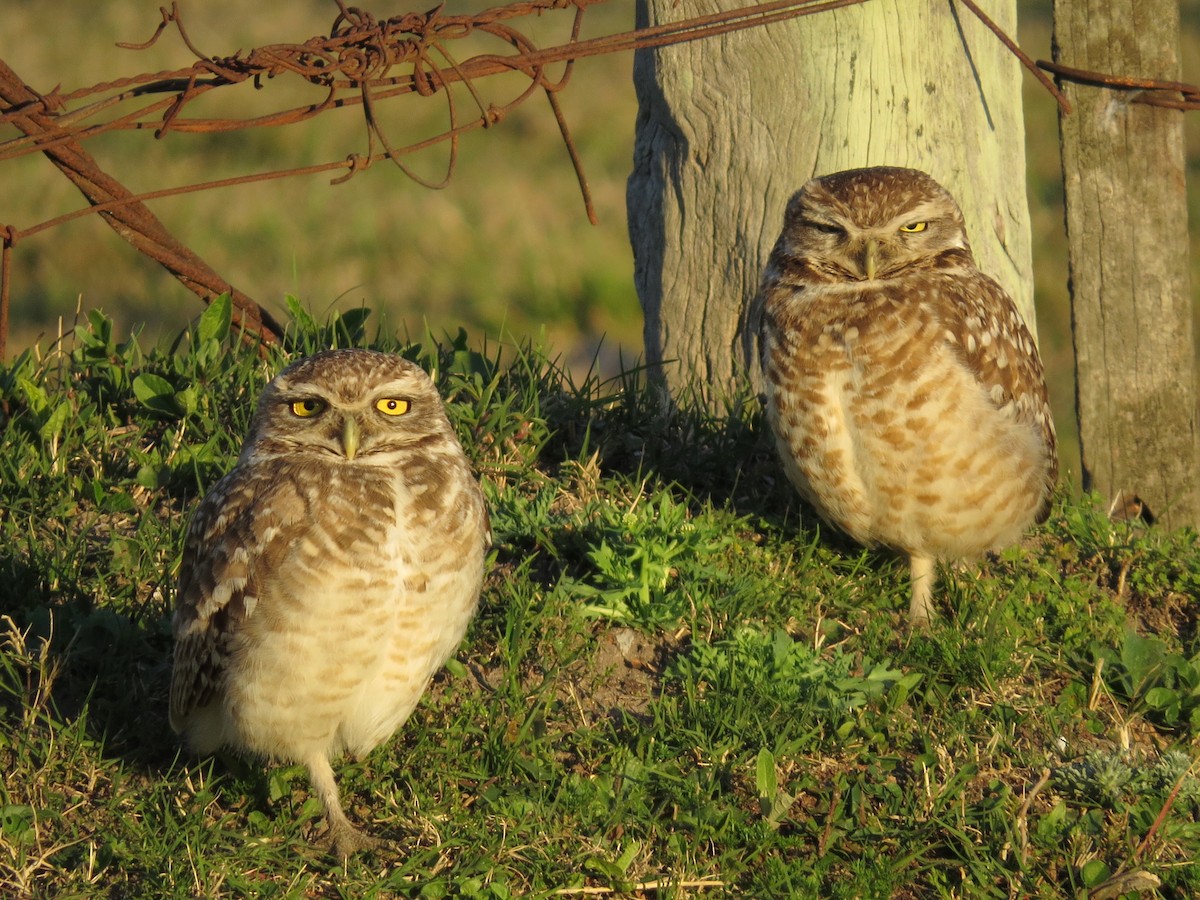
left=2, top=0, right=1199, bottom=483
left=2, top=1, right=641, bottom=367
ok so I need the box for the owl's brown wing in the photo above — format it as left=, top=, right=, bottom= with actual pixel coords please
left=168, top=470, right=264, bottom=732
left=939, top=270, right=1059, bottom=509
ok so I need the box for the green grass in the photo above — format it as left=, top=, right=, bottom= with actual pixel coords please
left=2, top=307, right=1198, bottom=898
left=4, top=0, right=1200, bottom=491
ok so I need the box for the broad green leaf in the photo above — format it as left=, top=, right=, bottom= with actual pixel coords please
left=1144, top=686, right=1181, bottom=725
left=176, top=386, right=199, bottom=417
left=132, top=373, right=173, bottom=403
left=132, top=373, right=180, bottom=416
left=39, top=402, right=70, bottom=446
left=756, top=747, right=778, bottom=805
left=613, top=840, right=640, bottom=874
left=1080, top=859, right=1111, bottom=888
left=335, top=306, right=373, bottom=343
left=17, top=377, right=48, bottom=415
left=1120, top=631, right=1166, bottom=694
left=198, top=293, right=232, bottom=344
left=135, top=464, right=166, bottom=489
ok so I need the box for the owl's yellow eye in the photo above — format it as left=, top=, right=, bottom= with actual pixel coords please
left=375, top=398, right=410, bottom=417
left=290, top=399, right=324, bottom=418
left=899, top=221, right=928, bottom=233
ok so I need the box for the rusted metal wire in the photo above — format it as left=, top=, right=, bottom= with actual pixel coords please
left=0, top=229, right=11, bottom=362
left=0, top=56, right=285, bottom=352
left=2, top=0, right=890, bottom=354
left=2, top=0, right=1177, bottom=359
left=956, top=0, right=1070, bottom=114
left=1037, top=58, right=1200, bottom=111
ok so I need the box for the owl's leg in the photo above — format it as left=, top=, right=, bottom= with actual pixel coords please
left=306, top=754, right=382, bottom=858
left=908, top=555, right=937, bottom=626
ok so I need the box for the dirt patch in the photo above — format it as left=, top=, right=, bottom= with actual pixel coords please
left=558, top=626, right=680, bottom=725
left=1126, top=589, right=1197, bottom=649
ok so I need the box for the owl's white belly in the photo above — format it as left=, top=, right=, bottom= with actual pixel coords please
left=210, top=504, right=483, bottom=762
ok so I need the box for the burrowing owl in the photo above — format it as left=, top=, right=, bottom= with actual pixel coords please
left=758, top=166, right=1057, bottom=625
left=169, top=348, right=490, bottom=856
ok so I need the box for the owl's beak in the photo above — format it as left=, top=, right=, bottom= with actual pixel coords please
left=863, top=238, right=880, bottom=281
left=341, top=417, right=360, bottom=460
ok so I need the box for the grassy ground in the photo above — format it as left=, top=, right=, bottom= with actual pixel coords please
left=3, top=1, right=1199, bottom=489
left=1, top=308, right=1198, bottom=898
left=4, top=2, right=1200, bottom=896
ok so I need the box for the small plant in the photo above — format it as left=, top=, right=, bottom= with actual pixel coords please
left=570, top=491, right=730, bottom=626
left=668, top=625, right=921, bottom=746
left=1090, top=630, right=1200, bottom=734
left=1041, top=746, right=1200, bottom=895
left=754, top=747, right=795, bottom=829
left=1052, top=749, right=1136, bottom=807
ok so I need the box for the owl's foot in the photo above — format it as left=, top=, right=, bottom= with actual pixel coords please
left=306, top=754, right=385, bottom=858
left=317, top=818, right=385, bottom=859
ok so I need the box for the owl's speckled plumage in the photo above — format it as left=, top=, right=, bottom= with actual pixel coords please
left=169, top=349, right=490, bottom=857
left=758, top=167, right=1057, bottom=625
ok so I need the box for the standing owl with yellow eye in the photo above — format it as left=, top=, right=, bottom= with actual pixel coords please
left=759, top=167, right=1057, bottom=625
left=169, top=348, right=490, bottom=857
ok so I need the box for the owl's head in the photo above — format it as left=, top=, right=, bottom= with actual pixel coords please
left=242, top=349, right=455, bottom=464
left=777, top=166, right=974, bottom=283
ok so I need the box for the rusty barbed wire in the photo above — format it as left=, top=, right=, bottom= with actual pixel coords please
left=0, top=0, right=1194, bottom=360
left=1, top=0, right=887, bottom=356
left=1037, top=58, right=1200, bottom=111
left=956, top=0, right=1070, bottom=113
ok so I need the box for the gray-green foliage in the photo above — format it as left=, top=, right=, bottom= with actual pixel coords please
left=1, top=304, right=1198, bottom=898
left=1054, top=748, right=1200, bottom=809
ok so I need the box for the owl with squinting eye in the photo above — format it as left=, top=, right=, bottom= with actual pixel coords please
left=169, top=348, right=490, bottom=857
left=758, top=167, right=1056, bottom=625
